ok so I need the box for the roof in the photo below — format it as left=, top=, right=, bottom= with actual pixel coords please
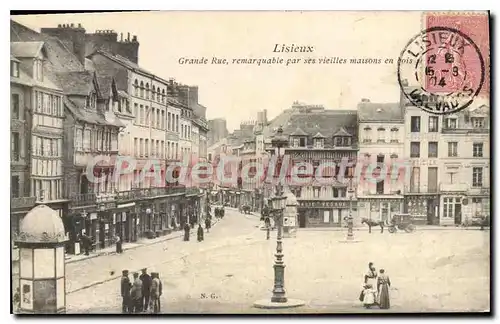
left=262, top=108, right=296, bottom=139
left=11, top=20, right=84, bottom=72
left=17, top=205, right=66, bottom=243
left=64, top=97, right=123, bottom=127
left=11, top=41, right=45, bottom=58
left=290, top=127, right=308, bottom=136
left=333, top=127, right=353, bottom=137
left=90, top=50, right=170, bottom=85
left=357, top=102, right=403, bottom=122
left=96, top=75, right=113, bottom=100
left=283, top=110, right=358, bottom=139
left=313, top=132, right=326, bottom=138
left=55, top=71, right=96, bottom=96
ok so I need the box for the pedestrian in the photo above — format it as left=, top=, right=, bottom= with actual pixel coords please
left=197, top=224, right=204, bottom=242
left=120, top=270, right=132, bottom=314
left=130, top=272, right=143, bottom=313
left=205, top=217, right=211, bottom=233
left=361, top=283, right=377, bottom=309
left=115, top=234, right=122, bottom=254
left=150, top=272, right=161, bottom=313
left=377, top=269, right=391, bottom=309
left=81, top=233, right=90, bottom=256
left=183, top=222, right=191, bottom=241
left=139, top=268, right=152, bottom=312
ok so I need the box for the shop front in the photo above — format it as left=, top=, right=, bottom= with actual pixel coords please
left=297, top=200, right=358, bottom=228
left=404, top=195, right=440, bottom=225
left=114, top=202, right=136, bottom=242
left=357, top=196, right=404, bottom=225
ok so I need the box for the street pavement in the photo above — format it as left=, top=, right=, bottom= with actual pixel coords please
left=64, top=208, right=490, bottom=313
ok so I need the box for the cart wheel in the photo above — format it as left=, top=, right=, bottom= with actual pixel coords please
left=388, top=227, right=396, bottom=233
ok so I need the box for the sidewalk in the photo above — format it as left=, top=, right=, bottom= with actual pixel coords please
left=300, top=225, right=489, bottom=231
left=65, top=218, right=221, bottom=264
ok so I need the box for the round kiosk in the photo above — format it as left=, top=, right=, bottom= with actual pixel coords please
left=15, top=204, right=67, bottom=314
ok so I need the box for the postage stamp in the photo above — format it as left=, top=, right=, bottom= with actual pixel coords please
left=397, top=12, right=488, bottom=115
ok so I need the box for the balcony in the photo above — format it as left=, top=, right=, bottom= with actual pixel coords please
left=69, top=193, right=97, bottom=208
left=116, top=186, right=186, bottom=203
left=468, top=186, right=490, bottom=196
left=439, top=182, right=468, bottom=193
left=74, top=150, right=117, bottom=167
left=11, top=196, right=36, bottom=209
left=406, top=187, right=439, bottom=194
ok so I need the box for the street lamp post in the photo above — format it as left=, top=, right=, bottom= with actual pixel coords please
left=254, top=126, right=304, bottom=309
left=346, top=192, right=354, bottom=241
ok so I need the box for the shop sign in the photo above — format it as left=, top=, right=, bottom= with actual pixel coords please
left=90, top=212, right=98, bottom=220
left=298, top=201, right=355, bottom=209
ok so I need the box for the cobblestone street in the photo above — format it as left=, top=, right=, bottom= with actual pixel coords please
left=66, top=209, right=490, bottom=313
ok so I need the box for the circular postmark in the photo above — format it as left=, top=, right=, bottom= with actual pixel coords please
left=397, top=26, right=485, bottom=115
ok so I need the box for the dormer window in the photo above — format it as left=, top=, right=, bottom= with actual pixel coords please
left=377, top=127, right=386, bottom=143
left=333, top=127, right=353, bottom=147
left=10, top=60, right=19, bottom=78
left=299, top=137, right=306, bottom=147
left=33, top=59, right=43, bottom=81
left=313, top=132, right=325, bottom=148
left=87, top=91, right=97, bottom=109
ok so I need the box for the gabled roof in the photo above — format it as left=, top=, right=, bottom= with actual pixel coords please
left=290, top=127, right=308, bottom=136
left=313, top=132, right=326, bottom=138
left=55, top=71, right=96, bottom=96
left=96, top=75, right=114, bottom=100
left=357, top=102, right=403, bottom=122
left=89, top=50, right=170, bottom=85
left=333, top=127, right=352, bottom=137
left=11, top=41, right=45, bottom=58
left=283, top=110, right=358, bottom=139
left=64, top=97, right=123, bottom=127
left=11, top=20, right=84, bottom=72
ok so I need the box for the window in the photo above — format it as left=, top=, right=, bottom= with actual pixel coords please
left=428, top=142, right=438, bottom=158
left=471, top=117, right=485, bottom=128
left=428, top=116, right=439, bottom=132
left=363, top=127, right=372, bottom=143
left=313, top=187, right=320, bottom=198
left=410, top=167, right=420, bottom=192
left=168, top=112, right=172, bottom=131
left=442, top=197, right=459, bottom=218
left=12, top=94, right=19, bottom=120
left=140, top=81, right=144, bottom=98
left=145, top=139, right=149, bottom=157
left=293, top=138, right=299, bottom=147
left=75, top=129, right=83, bottom=150
left=299, top=137, right=306, bottom=147
left=34, top=59, right=43, bottom=81
left=410, top=142, right=420, bottom=158
left=11, top=132, right=20, bottom=161
left=139, top=139, right=144, bottom=157
left=134, top=79, right=139, bottom=96
left=161, top=110, right=165, bottom=129
left=472, top=167, right=483, bottom=187
left=376, top=180, right=384, bottom=194
left=10, top=60, right=19, bottom=77
left=377, top=128, right=385, bottom=143
left=176, top=115, right=179, bottom=133
left=411, top=116, right=421, bottom=132
left=444, top=118, right=457, bottom=129
left=140, top=105, right=144, bottom=124
left=145, top=106, right=150, bottom=125
left=390, top=128, right=399, bottom=143
left=473, top=143, right=483, bottom=157
left=314, top=138, right=324, bottom=148
left=448, top=142, right=458, bottom=157
left=11, top=176, right=20, bottom=198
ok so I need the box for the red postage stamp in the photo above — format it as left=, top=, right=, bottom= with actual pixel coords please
left=398, top=12, right=489, bottom=115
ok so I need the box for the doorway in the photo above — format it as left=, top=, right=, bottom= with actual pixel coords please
left=454, top=204, right=462, bottom=225
left=299, top=211, right=306, bottom=228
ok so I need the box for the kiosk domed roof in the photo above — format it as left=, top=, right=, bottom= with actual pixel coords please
left=17, top=205, right=66, bottom=243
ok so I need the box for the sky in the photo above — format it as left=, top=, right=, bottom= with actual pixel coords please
left=12, top=11, right=424, bottom=132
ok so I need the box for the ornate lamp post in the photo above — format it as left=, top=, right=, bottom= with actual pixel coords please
left=254, top=126, right=304, bottom=309
left=346, top=188, right=355, bottom=240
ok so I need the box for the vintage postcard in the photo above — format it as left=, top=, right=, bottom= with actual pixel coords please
left=10, top=11, right=490, bottom=314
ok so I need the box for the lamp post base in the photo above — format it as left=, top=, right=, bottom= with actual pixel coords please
left=338, top=239, right=362, bottom=243
left=253, top=298, right=305, bottom=309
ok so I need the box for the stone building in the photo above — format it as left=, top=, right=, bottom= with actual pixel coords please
left=208, top=118, right=228, bottom=147
left=356, top=99, right=406, bottom=225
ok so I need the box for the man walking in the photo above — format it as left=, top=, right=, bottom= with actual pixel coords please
left=139, top=268, right=152, bottom=312
left=120, top=270, right=132, bottom=314
left=183, top=222, right=191, bottom=241
left=115, top=234, right=122, bottom=254
left=205, top=217, right=211, bottom=233
left=130, top=272, right=143, bottom=313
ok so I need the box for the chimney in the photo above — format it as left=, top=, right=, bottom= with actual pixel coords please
left=132, top=35, right=137, bottom=42
left=58, top=24, right=62, bottom=27
left=71, top=23, right=74, bottom=28
left=361, top=98, right=370, bottom=103
left=127, top=32, right=130, bottom=41
left=78, top=23, right=82, bottom=28
left=41, top=23, right=86, bottom=65
left=120, top=33, right=123, bottom=41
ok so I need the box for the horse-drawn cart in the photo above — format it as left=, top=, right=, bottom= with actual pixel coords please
left=388, top=213, right=416, bottom=233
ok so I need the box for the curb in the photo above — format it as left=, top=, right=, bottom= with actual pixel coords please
left=66, top=218, right=221, bottom=294
left=66, top=218, right=221, bottom=265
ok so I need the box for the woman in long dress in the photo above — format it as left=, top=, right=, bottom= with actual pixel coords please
left=377, top=269, right=391, bottom=309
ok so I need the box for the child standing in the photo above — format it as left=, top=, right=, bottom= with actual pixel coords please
left=362, top=283, right=377, bottom=309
